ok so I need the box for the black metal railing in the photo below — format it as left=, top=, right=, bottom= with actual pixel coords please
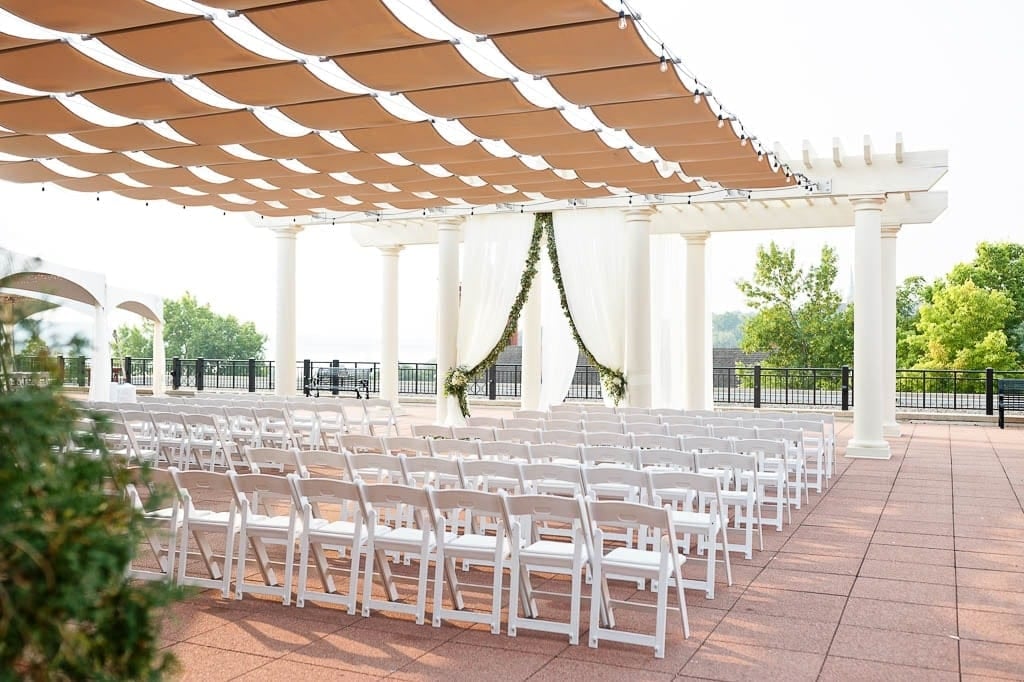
left=33, top=355, right=1024, bottom=413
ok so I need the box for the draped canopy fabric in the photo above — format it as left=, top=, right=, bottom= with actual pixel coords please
left=0, top=0, right=802, bottom=219
left=447, top=212, right=535, bottom=424
left=550, top=208, right=629, bottom=404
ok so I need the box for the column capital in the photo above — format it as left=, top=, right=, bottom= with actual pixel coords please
left=435, top=216, right=464, bottom=232
left=849, top=195, right=886, bottom=210
left=622, top=206, right=655, bottom=222
left=378, top=244, right=405, bottom=256
left=682, top=231, right=711, bottom=244
left=270, top=225, right=304, bottom=238
left=881, top=225, right=901, bottom=239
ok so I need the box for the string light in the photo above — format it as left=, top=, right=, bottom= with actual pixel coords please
left=659, top=43, right=668, bottom=72
left=618, top=7, right=627, bottom=29
left=693, top=90, right=701, bottom=104
left=717, top=115, right=725, bottom=128
left=740, top=135, right=748, bottom=146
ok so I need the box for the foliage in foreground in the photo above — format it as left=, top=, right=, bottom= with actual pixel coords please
left=0, top=386, right=180, bottom=680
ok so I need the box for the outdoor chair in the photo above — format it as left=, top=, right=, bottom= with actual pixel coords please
left=466, top=416, right=503, bottom=428
left=124, top=466, right=181, bottom=582
left=586, top=499, right=689, bottom=658
left=170, top=468, right=239, bottom=598
left=363, top=398, right=400, bottom=437
left=451, top=426, right=496, bottom=441
left=229, top=471, right=300, bottom=604
left=632, top=433, right=685, bottom=451
left=584, top=430, right=632, bottom=447
left=494, top=427, right=541, bottom=443
left=638, top=448, right=696, bottom=472
left=429, top=489, right=512, bottom=633
left=696, top=452, right=764, bottom=559
left=733, top=438, right=792, bottom=529
left=412, top=424, right=453, bottom=439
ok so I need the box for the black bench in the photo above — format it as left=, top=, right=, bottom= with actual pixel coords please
left=998, top=379, right=1024, bottom=429
left=303, top=367, right=370, bottom=398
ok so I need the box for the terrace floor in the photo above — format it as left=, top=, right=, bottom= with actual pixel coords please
left=161, top=406, right=1024, bottom=681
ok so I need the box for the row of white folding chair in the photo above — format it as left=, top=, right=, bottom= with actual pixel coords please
left=154, top=465, right=694, bottom=657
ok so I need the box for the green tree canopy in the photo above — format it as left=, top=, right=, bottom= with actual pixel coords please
left=736, top=242, right=853, bottom=367
left=112, top=292, right=266, bottom=360
left=712, top=311, right=751, bottom=348
left=906, top=280, right=1019, bottom=370
left=947, top=241, right=1024, bottom=353
left=896, top=275, right=932, bottom=367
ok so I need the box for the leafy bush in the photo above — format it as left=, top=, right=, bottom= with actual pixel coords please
left=0, top=383, right=181, bottom=679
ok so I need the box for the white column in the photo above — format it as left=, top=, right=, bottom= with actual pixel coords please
left=623, top=208, right=653, bottom=407
left=89, top=304, right=112, bottom=401
left=683, top=231, right=710, bottom=410
left=152, top=319, right=166, bottom=397
left=272, top=226, right=302, bottom=397
left=435, top=218, right=462, bottom=423
left=847, top=196, right=891, bottom=459
left=379, top=245, right=403, bottom=407
left=881, top=225, right=901, bottom=437
left=520, top=265, right=542, bottom=410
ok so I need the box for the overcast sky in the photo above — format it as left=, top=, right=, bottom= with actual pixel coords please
left=1, top=0, right=1020, bottom=361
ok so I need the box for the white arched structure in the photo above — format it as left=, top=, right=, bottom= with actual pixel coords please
left=1, top=249, right=164, bottom=400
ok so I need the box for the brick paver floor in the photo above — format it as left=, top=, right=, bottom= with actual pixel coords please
left=159, top=405, right=1024, bottom=680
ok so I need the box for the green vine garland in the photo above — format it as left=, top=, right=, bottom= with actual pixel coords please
left=543, top=215, right=628, bottom=405
left=443, top=216, right=545, bottom=417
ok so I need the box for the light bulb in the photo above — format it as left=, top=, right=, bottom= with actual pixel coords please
left=659, top=56, right=668, bottom=72
left=717, top=117, right=725, bottom=128
left=693, top=91, right=701, bottom=104
left=757, top=151, right=763, bottom=161
left=740, top=136, right=747, bottom=146
left=618, top=10, right=627, bottom=29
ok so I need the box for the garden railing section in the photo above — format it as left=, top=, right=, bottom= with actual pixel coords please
left=11, top=355, right=1022, bottom=414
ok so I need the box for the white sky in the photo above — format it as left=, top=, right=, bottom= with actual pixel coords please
left=1, top=0, right=1021, bottom=361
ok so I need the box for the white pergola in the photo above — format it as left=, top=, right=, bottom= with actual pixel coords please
left=258, top=136, right=948, bottom=460
left=0, top=249, right=166, bottom=400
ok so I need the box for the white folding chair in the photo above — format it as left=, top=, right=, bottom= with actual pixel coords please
left=429, top=489, right=512, bottom=633
left=584, top=430, right=632, bottom=447
left=412, top=424, right=453, bottom=439
left=666, top=423, right=709, bottom=437
left=120, top=410, right=164, bottom=465
left=632, top=433, right=685, bottom=451
left=502, top=418, right=541, bottom=430
left=363, top=398, right=400, bottom=437
left=313, top=403, right=347, bottom=450
left=696, top=452, right=764, bottom=559
left=384, top=436, right=433, bottom=457
left=757, top=427, right=809, bottom=506
left=125, top=466, right=181, bottom=581
left=784, top=419, right=828, bottom=493
left=359, top=483, right=449, bottom=625
left=295, top=449, right=347, bottom=480
left=223, top=406, right=260, bottom=451
left=645, top=470, right=732, bottom=599
left=542, top=419, right=583, bottom=432
left=503, top=493, right=604, bottom=645
left=428, top=437, right=482, bottom=462
left=170, top=468, right=238, bottom=598
left=467, top=416, right=503, bottom=428
left=541, top=429, right=587, bottom=446
left=587, top=499, right=689, bottom=658
left=528, top=443, right=582, bottom=466
left=682, top=435, right=736, bottom=454
left=626, top=422, right=668, bottom=436
left=494, top=427, right=541, bottom=443
left=291, top=476, right=384, bottom=614
left=452, top=426, right=496, bottom=442
left=734, top=438, right=792, bottom=530
left=150, top=411, right=189, bottom=467
left=253, top=407, right=296, bottom=450
left=478, top=440, right=533, bottom=464
left=638, top=448, right=696, bottom=472
left=242, top=446, right=302, bottom=475
left=182, top=413, right=242, bottom=472
left=229, top=472, right=300, bottom=604
left=339, top=434, right=387, bottom=456
left=513, top=409, right=548, bottom=420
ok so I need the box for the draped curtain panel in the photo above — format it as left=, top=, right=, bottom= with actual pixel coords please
left=551, top=208, right=628, bottom=404
left=538, top=239, right=579, bottom=408
left=447, top=212, right=534, bottom=423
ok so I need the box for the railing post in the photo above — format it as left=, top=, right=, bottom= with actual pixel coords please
left=124, top=356, right=133, bottom=385
left=171, top=357, right=181, bottom=390
left=753, top=364, right=762, bottom=408
left=841, top=365, right=850, bottom=411
left=57, top=355, right=65, bottom=385
left=331, top=359, right=340, bottom=396
left=985, top=367, right=995, bottom=415
left=487, top=365, right=497, bottom=400
left=195, top=358, right=205, bottom=391
left=302, top=359, right=311, bottom=396
left=248, top=358, right=256, bottom=392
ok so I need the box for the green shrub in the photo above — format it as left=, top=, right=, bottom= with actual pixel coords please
left=0, top=385, right=181, bottom=680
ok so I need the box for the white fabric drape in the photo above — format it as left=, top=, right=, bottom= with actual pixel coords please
left=447, top=212, right=534, bottom=424
left=538, top=239, right=578, bottom=408
left=551, top=209, right=628, bottom=404
left=650, top=234, right=685, bottom=407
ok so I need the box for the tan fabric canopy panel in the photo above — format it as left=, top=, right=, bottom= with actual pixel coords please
left=0, top=0, right=802, bottom=217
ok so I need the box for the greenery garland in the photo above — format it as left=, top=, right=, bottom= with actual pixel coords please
left=443, top=215, right=545, bottom=417
left=543, top=215, right=628, bottom=405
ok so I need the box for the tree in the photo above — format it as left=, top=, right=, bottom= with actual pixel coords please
left=112, top=292, right=266, bottom=360
left=896, top=275, right=931, bottom=367
left=712, top=311, right=751, bottom=348
left=947, top=242, right=1024, bottom=353
left=736, top=242, right=853, bottom=367
left=0, top=294, right=180, bottom=679
left=907, top=280, right=1019, bottom=370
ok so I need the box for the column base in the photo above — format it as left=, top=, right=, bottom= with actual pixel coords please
left=882, top=422, right=902, bottom=438
left=845, top=439, right=892, bottom=460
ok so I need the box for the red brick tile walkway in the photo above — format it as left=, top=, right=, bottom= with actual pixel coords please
left=161, top=407, right=1024, bottom=680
